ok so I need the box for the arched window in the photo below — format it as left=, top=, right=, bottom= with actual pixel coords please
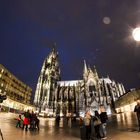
left=89, top=85, right=95, bottom=92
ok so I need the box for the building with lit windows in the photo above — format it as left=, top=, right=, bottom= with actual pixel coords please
left=34, top=47, right=126, bottom=116
left=0, top=64, right=34, bottom=112
left=115, top=88, right=140, bottom=113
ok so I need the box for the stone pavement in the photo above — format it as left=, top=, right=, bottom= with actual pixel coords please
left=0, top=112, right=140, bottom=140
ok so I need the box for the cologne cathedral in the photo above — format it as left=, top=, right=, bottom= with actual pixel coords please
left=34, top=48, right=125, bottom=116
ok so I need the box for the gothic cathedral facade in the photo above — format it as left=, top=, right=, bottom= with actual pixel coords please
left=34, top=48, right=125, bottom=116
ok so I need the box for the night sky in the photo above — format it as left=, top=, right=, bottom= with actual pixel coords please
left=0, top=0, right=140, bottom=95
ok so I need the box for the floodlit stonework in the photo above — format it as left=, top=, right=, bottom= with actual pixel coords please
left=34, top=48, right=126, bottom=116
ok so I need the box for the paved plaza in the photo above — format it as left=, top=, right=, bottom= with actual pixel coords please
left=0, top=112, right=140, bottom=140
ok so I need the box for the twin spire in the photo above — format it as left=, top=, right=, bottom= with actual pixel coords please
left=48, top=44, right=98, bottom=79
left=84, top=60, right=88, bottom=74
left=83, top=60, right=98, bottom=78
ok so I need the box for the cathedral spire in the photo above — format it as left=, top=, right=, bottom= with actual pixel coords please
left=93, top=65, right=99, bottom=79
left=83, top=60, right=88, bottom=81
left=87, top=65, right=95, bottom=79
left=34, top=46, right=60, bottom=113
left=83, top=60, right=88, bottom=74
left=93, top=65, right=97, bottom=73
left=52, top=43, right=57, bottom=53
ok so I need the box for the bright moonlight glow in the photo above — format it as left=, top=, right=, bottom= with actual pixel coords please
left=132, top=27, right=140, bottom=41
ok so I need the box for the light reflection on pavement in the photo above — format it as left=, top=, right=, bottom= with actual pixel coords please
left=0, top=112, right=140, bottom=140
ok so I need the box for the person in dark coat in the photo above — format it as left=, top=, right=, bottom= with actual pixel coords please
left=134, top=100, right=140, bottom=132
left=34, top=115, right=40, bottom=130
left=29, top=111, right=36, bottom=130
left=100, top=109, right=108, bottom=139
left=94, top=111, right=102, bottom=139
left=55, top=114, right=60, bottom=126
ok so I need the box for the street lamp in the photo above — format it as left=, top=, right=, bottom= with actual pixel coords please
left=132, top=27, right=140, bottom=41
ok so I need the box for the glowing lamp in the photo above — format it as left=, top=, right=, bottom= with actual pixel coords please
left=132, top=27, right=140, bottom=41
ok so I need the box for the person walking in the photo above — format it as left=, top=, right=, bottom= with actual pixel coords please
left=90, top=114, right=96, bottom=140
left=134, top=100, right=140, bottom=132
left=22, top=110, right=30, bottom=131
left=55, top=114, right=60, bottom=126
left=29, top=111, right=36, bottom=130
left=79, top=116, right=86, bottom=140
left=93, top=111, right=102, bottom=139
left=15, top=114, right=23, bottom=128
left=34, top=114, right=40, bottom=130
left=84, top=111, right=91, bottom=140
left=100, top=109, right=108, bottom=139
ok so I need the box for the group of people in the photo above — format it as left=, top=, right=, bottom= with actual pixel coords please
left=15, top=110, right=40, bottom=131
left=13, top=100, right=140, bottom=138
left=80, top=109, right=108, bottom=140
